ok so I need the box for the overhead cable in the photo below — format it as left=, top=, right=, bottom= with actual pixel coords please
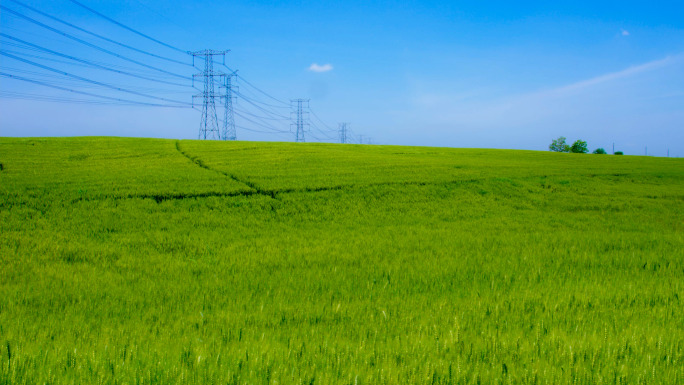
left=1, top=33, right=192, bottom=88
left=0, top=65, right=191, bottom=93
left=67, top=0, right=189, bottom=55
left=8, top=0, right=190, bottom=66
left=310, top=109, right=337, bottom=132
left=233, top=110, right=290, bottom=134
left=1, top=72, right=189, bottom=107
left=1, top=51, right=192, bottom=105
left=221, top=63, right=289, bottom=107
left=0, top=6, right=191, bottom=80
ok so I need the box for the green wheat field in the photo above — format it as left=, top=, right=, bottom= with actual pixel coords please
left=0, top=137, right=682, bottom=384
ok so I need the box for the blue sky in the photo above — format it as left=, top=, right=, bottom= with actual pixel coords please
left=1, top=0, right=683, bottom=156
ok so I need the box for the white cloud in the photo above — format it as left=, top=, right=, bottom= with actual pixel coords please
left=407, top=54, right=683, bottom=130
left=308, top=63, right=333, bottom=73
left=550, top=55, right=675, bottom=95
left=621, top=29, right=630, bottom=36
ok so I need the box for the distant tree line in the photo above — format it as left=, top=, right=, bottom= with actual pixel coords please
left=549, top=136, right=622, bottom=155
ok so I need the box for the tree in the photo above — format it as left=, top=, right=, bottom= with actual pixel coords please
left=549, top=136, right=570, bottom=152
left=593, top=148, right=607, bottom=154
left=570, top=139, right=588, bottom=153
left=614, top=151, right=624, bottom=155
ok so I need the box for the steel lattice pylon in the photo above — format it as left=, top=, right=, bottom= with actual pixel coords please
left=191, top=49, right=227, bottom=140
left=291, top=99, right=309, bottom=142
left=338, top=122, right=349, bottom=144
left=221, top=72, right=237, bottom=141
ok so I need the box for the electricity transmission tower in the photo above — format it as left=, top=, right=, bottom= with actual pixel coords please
left=338, top=122, right=349, bottom=144
left=291, top=99, right=309, bottom=142
left=220, top=72, right=238, bottom=140
left=191, top=49, right=228, bottom=140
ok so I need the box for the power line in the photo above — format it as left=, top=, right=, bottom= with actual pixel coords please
left=3, top=2, right=363, bottom=142
left=234, top=123, right=291, bottom=136
left=1, top=33, right=192, bottom=88
left=308, top=104, right=342, bottom=142
left=0, top=90, right=111, bottom=105
left=1, top=51, right=192, bottom=106
left=1, top=42, right=193, bottom=80
left=310, top=121, right=336, bottom=141
left=233, top=110, right=290, bottom=134
left=0, top=90, right=167, bottom=106
left=346, top=128, right=362, bottom=144
left=215, top=64, right=326, bottom=142
left=1, top=72, right=189, bottom=107
left=205, top=75, right=295, bottom=138
left=129, top=0, right=195, bottom=36
left=234, top=85, right=290, bottom=109
left=0, top=65, right=190, bottom=93
left=310, top=109, right=337, bottom=132
left=192, top=47, right=291, bottom=139
left=308, top=132, right=325, bottom=142
left=67, top=0, right=189, bottom=55
left=1, top=25, right=74, bottom=45
left=234, top=107, right=288, bottom=122
left=221, top=63, right=289, bottom=107
left=232, top=89, right=290, bottom=119
left=1, top=5, right=191, bottom=80
left=7, top=0, right=190, bottom=66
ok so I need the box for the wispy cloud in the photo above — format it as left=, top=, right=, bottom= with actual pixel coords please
left=551, top=55, right=676, bottom=95
left=407, top=54, right=683, bottom=132
left=621, top=29, right=630, bottom=36
left=308, top=63, right=333, bottom=73
left=482, top=55, right=682, bottom=120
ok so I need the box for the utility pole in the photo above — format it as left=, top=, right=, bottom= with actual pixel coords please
left=612, top=143, right=615, bottom=155
left=291, top=99, right=309, bottom=142
left=221, top=71, right=238, bottom=140
left=338, top=122, right=349, bottom=144
left=191, top=49, right=228, bottom=140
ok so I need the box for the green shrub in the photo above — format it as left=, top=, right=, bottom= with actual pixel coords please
left=549, top=136, right=570, bottom=152
left=593, top=148, right=607, bottom=154
left=615, top=151, right=624, bottom=155
left=571, top=140, right=589, bottom=153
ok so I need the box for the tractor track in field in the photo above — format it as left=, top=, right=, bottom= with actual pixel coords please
left=174, top=140, right=483, bottom=201
left=175, top=140, right=279, bottom=199
left=62, top=140, right=555, bottom=205
left=176, top=140, right=364, bottom=199
left=21, top=140, right=651, bottom=207
left=69, top=190, right=259, bottom=204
